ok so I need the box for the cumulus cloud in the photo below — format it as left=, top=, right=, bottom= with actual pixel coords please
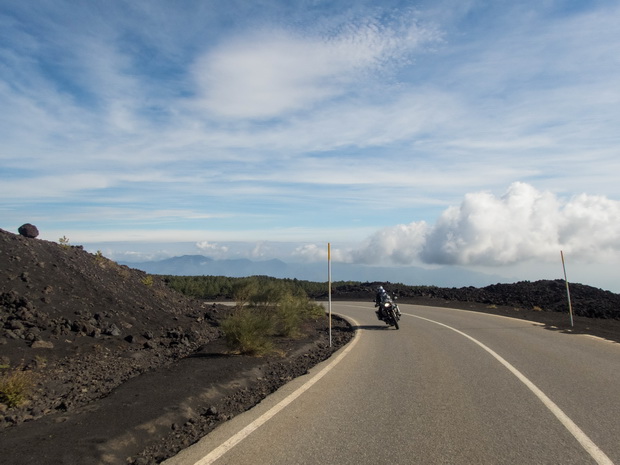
left=247, top=241, right=304, bottom=260
left=293, top=243, right=347, bottom=262
left=349, top=222, right=430, bottom=265
left=196, top=241, right=229, bottom=258
left=349, top=182, right=620, bottom=266
left=559, top=193, right=620, bottom=257
left=420, top=182, right=563, bottom=265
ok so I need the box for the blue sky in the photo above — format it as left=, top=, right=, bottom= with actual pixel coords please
left=2, top=0, right=620, bottom=290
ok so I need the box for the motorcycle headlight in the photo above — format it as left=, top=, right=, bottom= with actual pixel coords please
left=383, top=303, right=390, bottom=307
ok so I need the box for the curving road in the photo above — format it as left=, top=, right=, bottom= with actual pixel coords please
left=164, top=302, right=620, bottom=465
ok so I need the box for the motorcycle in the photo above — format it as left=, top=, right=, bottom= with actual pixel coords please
left=378, top=295, right=401, bottom=330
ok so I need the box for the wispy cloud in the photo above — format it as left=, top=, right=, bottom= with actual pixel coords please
left=191, top=10, right=440, bottom=120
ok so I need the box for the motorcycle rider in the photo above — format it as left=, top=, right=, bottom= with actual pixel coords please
left=375, top=285, right=401, bottom=321
left=375, top=286, right=389, bottom=320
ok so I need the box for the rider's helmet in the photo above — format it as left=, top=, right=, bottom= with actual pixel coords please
left=377, top=286, right=384, bottom=293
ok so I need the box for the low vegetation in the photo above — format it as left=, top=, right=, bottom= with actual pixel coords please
left=0, top=366, right=35, bottom=408
left=219, top=279, right=326, bottom=355
left=58, top=236, right=70, bottom=248
left=220, top=309, right=275, bottom=356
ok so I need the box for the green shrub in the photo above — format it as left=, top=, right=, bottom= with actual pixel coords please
left=220, top=281, right=327, bottom=354
left=273, top=294, right=303, bottom=338
left=220, top=309, right=275, bottom=356
left=93, top=250, right=106, bottom=265
left=301, top=301, right=327, bottom=320
left=249, top=282, right=288, bottom=310
left=0, top=367, right=35, bottom=408
left=233, top=279, right=260, bottom=309
left=58, top=235, right=70, bottom=249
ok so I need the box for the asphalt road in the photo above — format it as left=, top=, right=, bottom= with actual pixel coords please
left=164, top=302, right=620, bottom=465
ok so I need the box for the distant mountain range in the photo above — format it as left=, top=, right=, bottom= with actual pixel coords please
left=120, top=254, right=506, bottom=288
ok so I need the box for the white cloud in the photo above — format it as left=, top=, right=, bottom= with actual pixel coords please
left=0, top=173, right=112, bottom=199
left=349, top=182, right=620, bottom=267
left=292, top=244, right=325, bottom=262
left=196, top=241, right=229, bottom=258
left=192, top=12, right=440, bottom=119
left=292, top=243, right=347, bottom=263
left=559, top=193, right=620, bottom=258
left=420, top=183, right=563, bottom=265
left=349, top=222, right=430, bottom=265
left=249, top=242, right=274, bottom=259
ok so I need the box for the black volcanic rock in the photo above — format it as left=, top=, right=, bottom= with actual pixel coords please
left=17, top=223, right=38, bottom=238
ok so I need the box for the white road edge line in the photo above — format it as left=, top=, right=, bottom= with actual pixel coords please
left=408, top=313, right=615, bottom=465
left=192, top=316, right=361, bottom=465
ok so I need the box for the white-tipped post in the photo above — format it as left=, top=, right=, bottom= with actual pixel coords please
left=560, top=250, right=574, bottom=328
left=328, top=242, right=332, bottom=347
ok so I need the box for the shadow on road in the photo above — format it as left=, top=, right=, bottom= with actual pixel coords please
left=353, top=324, right=395, bottom=331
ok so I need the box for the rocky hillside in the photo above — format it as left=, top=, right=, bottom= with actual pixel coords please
left=0, top=228, right=221, bottom=427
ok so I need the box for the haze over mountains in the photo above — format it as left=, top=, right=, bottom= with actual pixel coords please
left=121, top=254, right=506, bottom=288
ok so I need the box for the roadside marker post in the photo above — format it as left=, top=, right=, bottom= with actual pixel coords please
left=560, top=250, right=574, bottom=328
left=328, top=242, right=332, bottom=347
